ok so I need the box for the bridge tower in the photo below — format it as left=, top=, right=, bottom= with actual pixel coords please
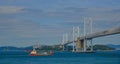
left=83, top=17, right=86, bottom=51
left=72, top=17, right=93, bottom=52
left=90, top=18, right=93, bottom=51
left=62, top=34, right=65, bottom=51
left=72, top=26, right=80, bottom=52
left=65, top=33, right=68, bottom=51
left=62, top=33, right=68, bottom=51
left=83, top=17, right=93, bottom=52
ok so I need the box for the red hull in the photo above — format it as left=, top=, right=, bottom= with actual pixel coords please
left=30, top=53, right=53, bottom=56
left=30, top=54, right=37, bottom=56
left=30, top=49, right=54, bottom=56
left=30, top=51, right=54, bottom=56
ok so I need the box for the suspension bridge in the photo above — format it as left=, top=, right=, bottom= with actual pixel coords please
left=60, top=18, right=120, bottom=52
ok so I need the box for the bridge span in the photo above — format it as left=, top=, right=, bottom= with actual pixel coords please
left=64, top=27, right=120, bottom=45
left=60, top=27, right=120, bottom=52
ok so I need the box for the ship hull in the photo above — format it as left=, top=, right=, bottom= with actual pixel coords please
left=30, top=49, right=54, bottom=56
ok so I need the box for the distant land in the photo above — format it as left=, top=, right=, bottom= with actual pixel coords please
left=106, top=44, right=120, bottom=50
left=0, top=44, right=120, bottom=51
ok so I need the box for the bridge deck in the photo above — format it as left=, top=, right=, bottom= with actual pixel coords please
left=63, top=27, right=120, bottom=45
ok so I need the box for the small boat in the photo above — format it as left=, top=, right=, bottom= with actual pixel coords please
left=30, top=48, right=54, bottom=56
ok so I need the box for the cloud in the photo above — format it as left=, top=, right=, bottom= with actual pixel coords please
left=0, top=18, right=68, bottom=39
left=39, top=7, right=120, bottom=22
left=1, top=6, right=119, bottom=33
left=0, top=19, right=41, bottom=38
left=44, top=7, right=120, bottom=32
left=0, top=6, right=26, bottom=14
left=64, top=7, right=88, bottom=12
left=0, top=6, right=43, bottom=14
left=0, top=18, right=68, bottom=46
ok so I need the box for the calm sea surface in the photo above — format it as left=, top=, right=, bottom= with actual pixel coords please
left=0, top=50, right=120, bottom=64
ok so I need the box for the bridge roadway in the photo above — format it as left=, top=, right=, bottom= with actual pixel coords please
left=63, top=27, right=120, bottom=45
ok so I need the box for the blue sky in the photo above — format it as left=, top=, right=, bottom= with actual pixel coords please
left=0, top=0, right=120, bottom=47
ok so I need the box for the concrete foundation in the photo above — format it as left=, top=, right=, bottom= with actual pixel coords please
left=76, top=37, right=84, bottom=52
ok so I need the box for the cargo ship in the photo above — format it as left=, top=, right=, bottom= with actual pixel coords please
left=30, top=48, right=54, bottom=56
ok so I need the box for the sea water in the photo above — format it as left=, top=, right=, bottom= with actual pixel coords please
left=0, top=50, right=120, bottom=64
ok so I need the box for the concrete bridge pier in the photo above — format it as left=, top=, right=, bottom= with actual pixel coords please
left=76, top=37, right=84, bottom=52
left=76, top=37, right=93, bottom=52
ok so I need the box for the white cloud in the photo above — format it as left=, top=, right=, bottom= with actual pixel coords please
left=37, top=7, right=120, bottom=24
left=0, top=6, right=26, bottom=14
left=0, top=18, right=68, bottom=39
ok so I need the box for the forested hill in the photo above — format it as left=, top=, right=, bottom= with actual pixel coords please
left=0, top=44, right=119, bottom=51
